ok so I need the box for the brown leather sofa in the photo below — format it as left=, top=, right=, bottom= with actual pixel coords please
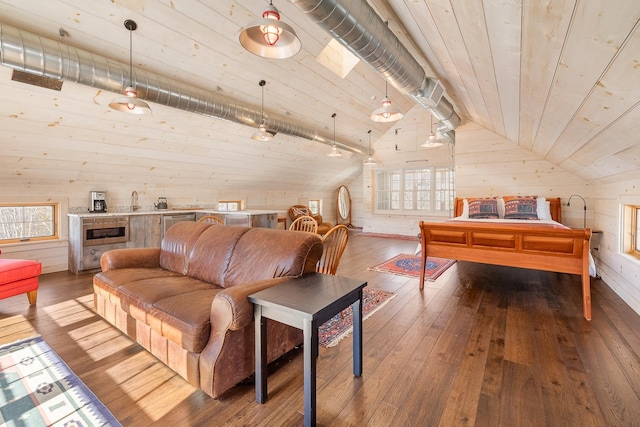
left=93, top=221, right=323, bottom=398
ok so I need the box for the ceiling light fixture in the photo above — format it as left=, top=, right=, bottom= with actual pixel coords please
left=371, top=81, right=404, bottom=122
left=422, top=114, right=443, bottom=148
left=109, top=20, right=151, bottom=115
left=363, top=129, right=376, bottom=165
left=327, top=113, right=342, bottom=157
left=252, top=80, right=274, bottom=142
left=239, top=1, right=302, bottom=59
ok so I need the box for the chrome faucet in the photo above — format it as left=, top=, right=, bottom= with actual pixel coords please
left=131, top=191, right=139, bottom=211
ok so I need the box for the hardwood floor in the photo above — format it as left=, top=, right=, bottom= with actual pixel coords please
left=1, top=233, right=639, bottom=426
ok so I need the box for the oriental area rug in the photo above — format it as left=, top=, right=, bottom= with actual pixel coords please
left=0, top=336, right=121, bottom=426
left=369, top=254, right=456, bottom=281
left=318, top=288, right=395, bottom=348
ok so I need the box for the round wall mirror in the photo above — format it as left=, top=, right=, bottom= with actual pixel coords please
left=336, top=185, right=352, bottom=227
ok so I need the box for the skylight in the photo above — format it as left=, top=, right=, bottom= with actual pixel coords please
left=316, top=39, right=360, bottom=78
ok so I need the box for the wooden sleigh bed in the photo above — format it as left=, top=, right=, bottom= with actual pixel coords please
left=419, top=197, right=593, bottom=320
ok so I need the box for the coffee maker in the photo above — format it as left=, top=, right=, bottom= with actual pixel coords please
left=90, top=191, right=107, bottom=213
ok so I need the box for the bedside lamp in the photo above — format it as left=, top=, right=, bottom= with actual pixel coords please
left=567, top=194, right=587, bottom=229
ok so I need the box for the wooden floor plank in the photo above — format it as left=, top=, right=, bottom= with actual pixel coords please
left=1, top=232, right=639, bottom=426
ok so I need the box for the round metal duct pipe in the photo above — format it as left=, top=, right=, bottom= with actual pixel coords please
left=0, top=23, right=364, bottom=155
left=290, top=0, right=462, bottom=131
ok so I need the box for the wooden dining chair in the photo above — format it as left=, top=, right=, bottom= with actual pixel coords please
left=289, top=215, right=318, bottom=234
left=316, top=224, right=349, bottom=275
left=197, top=215, right=224, bottom=224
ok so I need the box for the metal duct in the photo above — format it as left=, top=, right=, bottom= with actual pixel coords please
left=0, top=24, right=363, bottom=155
left=289, top=0, right=462, bottom=132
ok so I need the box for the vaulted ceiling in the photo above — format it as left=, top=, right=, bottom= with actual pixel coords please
left=1, top=0, right=639, bottom=188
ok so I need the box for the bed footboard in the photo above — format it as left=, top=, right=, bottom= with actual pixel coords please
left=419, top=221, right=592, bottom=320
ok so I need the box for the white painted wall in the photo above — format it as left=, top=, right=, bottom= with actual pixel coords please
left=592, top=179, right=640, bottom=315
left=361, top=117, right=592, bottom=235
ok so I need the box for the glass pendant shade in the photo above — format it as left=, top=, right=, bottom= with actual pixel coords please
left=239, top=1, right=301, bottom=59
left=422, top=114, right=443, bottom=147
left=252, top=80, right=274, bottom=141
left=327, top=112, right=342, bottom=157
left=252, top=122, right=274, bottom=141
left=363, top=129, right=376, bottom=164
left=363, top=155, right=376, bottom=165
left=110, top=20, right=151, bottom=115
left=327, top=145, right=342, bottom=157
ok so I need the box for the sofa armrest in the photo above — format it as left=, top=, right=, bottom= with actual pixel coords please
left=211, top=276, right=293, bottom=332
left=100, top=247, right=161, bottom=272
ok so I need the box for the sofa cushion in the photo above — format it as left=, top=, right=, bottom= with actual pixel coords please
left=159, top=221, right=210, bottom=275
left=115, top=275, right=214, bottom=318
left=111, top=275, right=220, bottom=353
left=224, top=227, right=323, bottom=287
left=149, top=289, right=220, bottom=353
left=186, top=225, right=250, bottom=285
left=0, top=259, right=42, bottom=285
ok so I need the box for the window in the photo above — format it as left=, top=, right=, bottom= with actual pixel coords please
left=375, top=167, right=454, bottom=214
left=0, top=203, right=58, bottom=243
left=218, top=200, right=242, bottom=211
left=623, top=204, right=640, bottom=258
left=308, top=200, right=320, bottom=216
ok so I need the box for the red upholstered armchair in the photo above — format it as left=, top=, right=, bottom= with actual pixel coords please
left=0, top=250, right=41, bottom=305
left=288, top=205, right=332, bottom=235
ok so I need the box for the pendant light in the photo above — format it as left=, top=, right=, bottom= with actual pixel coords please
left=422, top=114, right=443, bottom=147
left=327, top=113, right=342, bottom=157
left=371, top=81, right=403, bottom=122
left=252, top=80, right=274, bottom=141
left=239, top=1, right=302, bottom=59
left=363, top=129, right=376, bottom=165
left=109, top=20, right=151, bottom=115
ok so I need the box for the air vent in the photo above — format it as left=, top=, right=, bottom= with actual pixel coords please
left=422, top=79, right=445, bottom=107
left=11, top=70, right=63, bottom=91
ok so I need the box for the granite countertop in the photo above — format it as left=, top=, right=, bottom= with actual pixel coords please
left=68, top=209, right=283, bottom=218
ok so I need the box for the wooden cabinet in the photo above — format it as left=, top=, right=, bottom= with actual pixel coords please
left=128, top=215, right=162, bottom=248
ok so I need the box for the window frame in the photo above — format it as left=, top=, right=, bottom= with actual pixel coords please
left=622, top=203, right=640, bottom=259
left=218, top=200, right=243, bottom=212
left=0, top=202, right=59, bottom=244
left=308, top=199, right=321, bottom=216
left=374, top=166, right=454, bottom=215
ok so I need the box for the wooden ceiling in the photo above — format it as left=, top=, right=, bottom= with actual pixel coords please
left=1, top=0, right=639, bottom=187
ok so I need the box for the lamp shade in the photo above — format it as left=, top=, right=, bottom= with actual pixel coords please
left=371, top=97, right=404, bottom=122
left=327, top=145, right=342, bottom=157
left=252, top=123, right=274, bottom=141
left=109, top=87, right=152, bottom=115
left=239, top=3, right=301, bottom=59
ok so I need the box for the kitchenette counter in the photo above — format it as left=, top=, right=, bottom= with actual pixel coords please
left=68, top=209, right=284, bottom=273
left=68, top=209, right=282, bottom=218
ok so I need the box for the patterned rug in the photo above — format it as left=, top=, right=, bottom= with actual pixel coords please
left=0, top=336, right=121, bottom=426
left=369, top=254, right=456, bottom=281
left=319, top=288, right=395, bottom=348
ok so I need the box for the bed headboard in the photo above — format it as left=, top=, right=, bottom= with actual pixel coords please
left=453, top=197, right=563, bottom=223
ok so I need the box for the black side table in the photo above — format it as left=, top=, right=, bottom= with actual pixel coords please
left=248, top=273, right=367, bottom=427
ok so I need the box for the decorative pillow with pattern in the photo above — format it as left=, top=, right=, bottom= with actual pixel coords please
left=467, top=197, right=500, bottom=219
left=503, top=195, right=539, bottom=220
left=292, top=206, right=309, bottom=217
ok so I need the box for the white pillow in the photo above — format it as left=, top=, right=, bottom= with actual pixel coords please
left=497, top=197, right=505, bottom=218
left=461, top=199, right=469, bottom=218
left=537, top=197, right=551, bottom=220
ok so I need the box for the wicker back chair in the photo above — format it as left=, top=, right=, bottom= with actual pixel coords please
left=289, top=215, right=318, bottom=234
left=316, top=225, right=349, bottom=275
left=197, top=215, right=224, bottom=225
